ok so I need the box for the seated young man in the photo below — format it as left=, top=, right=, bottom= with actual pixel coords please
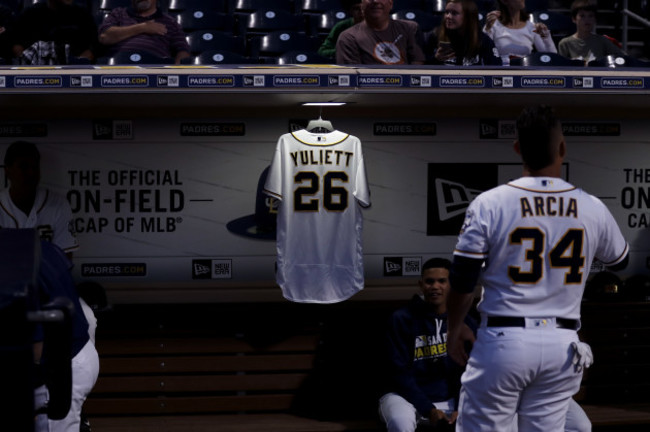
left=558, top=0, right=625, bottom=63
left=379, top=258, right=476, bottom=432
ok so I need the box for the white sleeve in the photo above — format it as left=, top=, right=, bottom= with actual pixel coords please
left=263, top=137, right=284, bottom=200
left=594, top=200, right=628, bottom=266
left=453, top=195, right=489, bottom=260
left=532, top=23, right=557, bottom=53
left=353, top=141, right=371, bottom=208
left=53, top=193, right=79, bottom=253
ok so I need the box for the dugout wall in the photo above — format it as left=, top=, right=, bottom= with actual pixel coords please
left=1, top=65, right=649, bottom=303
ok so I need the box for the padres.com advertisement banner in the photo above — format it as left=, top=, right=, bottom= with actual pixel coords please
left=0, top=116, right=648, bottom=286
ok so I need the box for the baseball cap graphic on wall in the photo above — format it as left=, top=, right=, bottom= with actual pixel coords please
left=226, top=166, right=278, bottom=240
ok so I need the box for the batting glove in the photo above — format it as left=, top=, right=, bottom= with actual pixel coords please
left=570, top=341, right=594, bottom=372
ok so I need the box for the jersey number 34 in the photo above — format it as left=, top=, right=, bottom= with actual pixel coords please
left=508, top=227, right=585, bottom=285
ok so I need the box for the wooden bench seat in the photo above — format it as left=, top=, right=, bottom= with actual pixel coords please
left=85, top=334, right=322, bottom=415
left=88, top=413, right=375, bottom=432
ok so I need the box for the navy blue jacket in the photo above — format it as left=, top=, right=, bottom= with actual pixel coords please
left=36, top=241, right=89, bottom=358
left=384, top=294, right=477, bottom=417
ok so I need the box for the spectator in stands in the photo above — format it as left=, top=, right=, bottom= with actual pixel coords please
left=378, top=258, right=477, bottom=432
left=318, top=0, right=364, bottom=60
left=98, top=0, right=190, bottom=64
left=483, top=0, right=555, bottom=66
left=558, top=0, right=625, bottom=64
left=429, top=0, right=501, bottom=66
left=10, top=0, right=97, bottom=64
left=336, top=0, right=425, bottom=65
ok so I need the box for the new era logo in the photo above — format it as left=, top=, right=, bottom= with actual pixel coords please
left=435, top=178, right=482, bottom=221
left=71, top=76, right=92, bottom=87
left=329, top=75, right=350, bottom=86
left=192, top=259, right=232, bottom=279
left=383, top=257, right=422, bottom=276
left=192, top=260, right=212, bottom=279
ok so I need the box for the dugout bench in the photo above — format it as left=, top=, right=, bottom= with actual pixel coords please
left=575, top=300, right=650, bottom=431
left=83, top=301, right=394, bottom=432
left=83, top=300, right=650, bottom=432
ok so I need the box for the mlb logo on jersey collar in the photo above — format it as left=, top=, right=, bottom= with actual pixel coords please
left=226, top=166, right=278, bottom=240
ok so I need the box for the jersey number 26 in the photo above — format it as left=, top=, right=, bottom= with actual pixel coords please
left=294, top=171, right=349, bottom=212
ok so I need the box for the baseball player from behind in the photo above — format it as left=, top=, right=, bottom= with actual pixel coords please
left=446, top=105, right=629, bottom=432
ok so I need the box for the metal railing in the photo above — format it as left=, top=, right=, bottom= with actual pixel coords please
left=621, top=0, right=650, bottom=52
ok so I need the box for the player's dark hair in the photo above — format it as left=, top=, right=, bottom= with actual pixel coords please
left=570, top=0, right=597, bottom=18
left=516, top=105, right=560, bottom=171
left=422, top=257, right=451, bottom=276
left=4, top=141, right=40, bottom=166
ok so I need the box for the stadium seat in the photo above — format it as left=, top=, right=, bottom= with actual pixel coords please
left=391, top=0, right=425, bottom=12
left=245, top=9, right=305, bottom=35
left=233, top=0, right=294, bottom=13
left=532, top=10, right=574, bottom=39
left=474, top=0, right=495, bottom=14
left=185, top=49, right=257, bottom=64
left=276, top=49, right=331, bottom=64
left=4, top=0, right=22, bottom=13
left=169, top=0, right=227, bottom=13
left=428, top=0, right=446, bottom=14
left=587, top=55, right=650, bottom=68
left=391, top=9, right=441, bottom=33
left=525, top=0, right=550, bottom=13
left=186, top=30, right=246, bottom=55
left=101, top=51, right=174, bottom=65
left=97, top=0, right=130, bottom=12
left=176, top=9, right=236, bottom=32
left=249, top=30, right=320, bottom=62
left=299, top=0, right=342, bottom=15
left=512, top=52, right=584, bottom=67
left=312, top=9, right=349, bottom=35
left=23, top=0, right=46, bottom=7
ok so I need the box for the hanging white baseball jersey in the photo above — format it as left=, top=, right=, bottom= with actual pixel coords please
left=454, top=176, right=628, bottom=319
left=0, top=187, right=79, bottom=253
left=264, top=129, right=371, bottom=303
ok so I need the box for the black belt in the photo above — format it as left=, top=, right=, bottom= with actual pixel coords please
left=486, top=316, right=579, bottom=330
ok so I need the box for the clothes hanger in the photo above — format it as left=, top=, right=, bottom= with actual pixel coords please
left=306, top=106, right=334, bottom=133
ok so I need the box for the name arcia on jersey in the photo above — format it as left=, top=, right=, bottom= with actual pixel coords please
left=290, top=149, right=353, bottom=167
left=520, top=196, right=578, bottom=218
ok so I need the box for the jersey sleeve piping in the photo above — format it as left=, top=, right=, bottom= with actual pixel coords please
left=263, top=188, right=282, bottom=200
left=290, top=131, right=350, bottom=146
left=62, top=244, right=80, bottom=253
left=600, top=243, right=629, bottom=266
left=453, top=248, right=488, bottom=259
left=0, top=201, right=19, bottom=228
left=36, top=189, right=50, bottom=214
left=508, top=184, right=577, bottom=194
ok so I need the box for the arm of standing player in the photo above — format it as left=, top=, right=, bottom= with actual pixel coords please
left=447, top=256, right=482, bottom=366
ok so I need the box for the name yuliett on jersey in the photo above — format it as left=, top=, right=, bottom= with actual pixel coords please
left=290, top=149, right=354, bottom=167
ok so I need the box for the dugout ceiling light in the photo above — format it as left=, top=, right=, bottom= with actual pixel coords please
left=301, top=102, right=347, bottom=106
